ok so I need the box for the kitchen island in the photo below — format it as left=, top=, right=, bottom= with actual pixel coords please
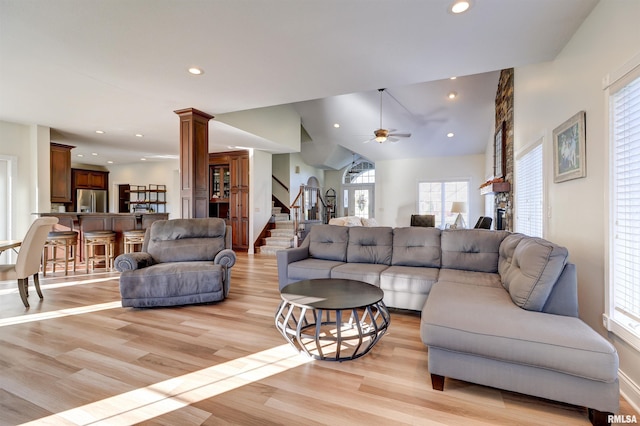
left=36, top=212, right=168, bottom=262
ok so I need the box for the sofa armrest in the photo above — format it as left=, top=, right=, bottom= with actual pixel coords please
left=214, top=249, right=236, bottom=268
left=114, top=252, right=155, bottom=272
left=277, top=246, right=310, bottom=289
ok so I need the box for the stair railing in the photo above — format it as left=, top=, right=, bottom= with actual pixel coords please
left=290, top=184, right=327, bottom=244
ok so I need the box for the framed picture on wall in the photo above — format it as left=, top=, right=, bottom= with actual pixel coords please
left=553, top=110, right=586, bottom=183
left=494, top=121, right=505, bottom=178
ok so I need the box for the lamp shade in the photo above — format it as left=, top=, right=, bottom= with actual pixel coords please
left=450, top=201, right=467, bottom=214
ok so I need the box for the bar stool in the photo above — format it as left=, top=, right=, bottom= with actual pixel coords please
left=84, top=230, right=116, bottom=272
left=123, top=229, right=146, bottom=253
left=42, top=231, right=78, bottom=276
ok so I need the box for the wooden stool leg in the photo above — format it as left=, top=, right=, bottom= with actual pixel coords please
left=63, top=243, right=69, bottom=276
left=71, top=242, right=76, bottom=273
left=85, top=241, right=90, bottom=273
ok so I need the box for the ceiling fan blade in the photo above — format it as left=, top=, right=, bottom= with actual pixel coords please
left=389, top=133, right=412, bottom=138
left=388, top=137, right=400, bottom=143
left=363, top=138, right=373, bottom=144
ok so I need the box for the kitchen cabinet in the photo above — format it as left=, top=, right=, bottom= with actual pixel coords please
left=73, top=169, right=108, bottom=190
left=50, top=143, right=74, bottom=203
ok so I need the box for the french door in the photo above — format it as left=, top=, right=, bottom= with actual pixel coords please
left=343, top=184, right=374, bottom=219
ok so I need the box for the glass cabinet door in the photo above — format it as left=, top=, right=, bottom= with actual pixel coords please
left=210, top=165, right=230, bottom=200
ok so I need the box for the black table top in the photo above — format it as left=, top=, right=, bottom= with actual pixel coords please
left=280, top=279, right=384, bottom=310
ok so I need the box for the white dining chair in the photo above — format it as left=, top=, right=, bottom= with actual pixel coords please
left=0, top=217, right=58, bottom=307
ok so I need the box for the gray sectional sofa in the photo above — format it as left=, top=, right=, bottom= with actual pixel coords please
left=277, top=224, right=619, bottom=424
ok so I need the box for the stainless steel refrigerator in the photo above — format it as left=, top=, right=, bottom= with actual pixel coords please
left=76, top=189, right=108, bottom=213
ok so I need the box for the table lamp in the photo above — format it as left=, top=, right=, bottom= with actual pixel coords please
left=451, top=201, right=467, bottom=229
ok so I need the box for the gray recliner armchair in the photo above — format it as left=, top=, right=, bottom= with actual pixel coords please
left=114, top=218, right=236, bottom=308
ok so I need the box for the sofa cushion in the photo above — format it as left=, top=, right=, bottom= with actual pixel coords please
left=441, top=229, right=509, bottom=273
left=391, top=227, right=441, bottom=267
left=331, top=263, right=389, bottom=286
left=146, top=218, right=226, bottom=263
left=501, top=236, right=569, bottom=311
left=347, top=227, right=393, bottom=265
left=119, top=261, right=224, bottom=307
left=421, top=281, right=619, bottom=383
left=288, top=258, right=345, bottom=281
left=380, top=266, right=439, bottom=294
left=438, top=268, right=502, bottom=288
left=307, top=225, right=349, bottom=262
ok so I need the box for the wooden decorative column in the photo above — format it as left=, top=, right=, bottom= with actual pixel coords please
left=175, top=108, right=213, bottom=218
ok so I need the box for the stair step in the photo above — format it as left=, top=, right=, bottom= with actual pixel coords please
left=271, top=207, right=282, bottom=215
left=275, top=220, right=294, bottom=228
left=273, top=213, right=290, bottom=222
left=264, top=237, right=294, bottom=248
left=259, top=245, right=286, bottom=256
left=270, top=229, right=295, bottom=237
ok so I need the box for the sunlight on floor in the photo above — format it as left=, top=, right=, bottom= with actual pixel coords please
left=19, top=344, right=311, bottom=425
left=0, top=301, right=122, bottom=327
left=0, top=276, right=116, bottom=297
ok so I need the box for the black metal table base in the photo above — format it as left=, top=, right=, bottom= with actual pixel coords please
left=275, top=300, right=390, bottom=361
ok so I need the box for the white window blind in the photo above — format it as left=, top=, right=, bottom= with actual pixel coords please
left=515, top=143, right=543, bottom=237
left=611, top=66, right=640, bottom=328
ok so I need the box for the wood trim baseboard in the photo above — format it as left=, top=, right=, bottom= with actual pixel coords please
left=620, top=369, right=640, bottom=414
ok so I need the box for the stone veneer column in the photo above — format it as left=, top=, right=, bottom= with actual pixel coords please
left=175, top=108, right=213, bottom=219
left=494, top=69, right=514, bottom=231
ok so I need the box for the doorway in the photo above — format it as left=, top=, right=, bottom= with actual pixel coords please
left=343, top=184, right=375, bottom=218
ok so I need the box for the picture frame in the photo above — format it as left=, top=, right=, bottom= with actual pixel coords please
left=553, top=111, right=586, bottom=183
left=494, top=121, right=505, bottom=178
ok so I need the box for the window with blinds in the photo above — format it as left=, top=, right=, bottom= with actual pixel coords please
left=608, top=60, right=640, bottom=341
left=418, top=181, right=468, bottom=228
left=515, top=142, right=544, bottom=237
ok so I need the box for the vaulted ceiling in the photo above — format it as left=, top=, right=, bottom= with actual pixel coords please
left=0, top=0, right=599, bottom=168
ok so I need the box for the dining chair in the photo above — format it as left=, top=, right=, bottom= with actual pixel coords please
left=0, top=217, right=58, bottom=307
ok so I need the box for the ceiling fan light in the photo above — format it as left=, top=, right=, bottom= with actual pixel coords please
left=375, top=136, right=387, bottom=143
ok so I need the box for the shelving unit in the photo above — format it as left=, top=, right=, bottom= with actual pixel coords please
left=126, top=184, right=167, bottom=213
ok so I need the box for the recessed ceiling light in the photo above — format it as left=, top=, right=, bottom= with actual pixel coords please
left=91, top=152, right=98, bottom=156
left=95, top=130, right=105, bottom=134
left=77, top=154, right=84, bottom=157
left=448, top=91, right=458, bottom=99
left=188, top=67, right=204, bottom=75
left=450, top=0, right=471, bottom=14
left=135, top=133, right=144, bottom=138
left=447, top=132, right=455, bottom=138
left=107, top=160, right=113, bottom=164
left=450, top=76, right=457, bottom=80
left=141, top=158, right=147, bottom=161
left=333, top=123, right=340, bottom=128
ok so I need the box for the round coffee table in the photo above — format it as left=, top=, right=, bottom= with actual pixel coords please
left=275, top=278, right=390, bottom=361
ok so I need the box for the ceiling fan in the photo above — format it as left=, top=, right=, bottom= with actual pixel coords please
left=364, top=88, right=412, bottom=144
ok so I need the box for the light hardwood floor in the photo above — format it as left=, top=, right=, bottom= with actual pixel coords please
left=0, top=253, right=637, bottom=425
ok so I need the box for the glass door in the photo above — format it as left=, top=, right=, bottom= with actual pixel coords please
left=343, top=184, right=374, bottom=219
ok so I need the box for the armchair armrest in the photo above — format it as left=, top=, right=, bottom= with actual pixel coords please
left=214, top=249, right=236, bottom=268
left=114, top=252, right=155, bottom=272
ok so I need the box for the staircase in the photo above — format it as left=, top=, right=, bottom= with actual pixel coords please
left=258, top=205, right=295, bottom=256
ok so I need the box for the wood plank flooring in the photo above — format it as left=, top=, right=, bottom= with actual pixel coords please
left=0, top=253, right=637, bottom=425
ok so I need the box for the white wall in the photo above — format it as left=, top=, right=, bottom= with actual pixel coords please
left=272, top=153, right=290, bottom=205
left=288, top=152, right=325, bottom=205
left=108, top=160, right=180, bottom=219
left=375, top=155, right=486, bottom=228
left=514, top=0, right=640, bottom=408
left=0, top=120, right=49, bottom=238
left=250, top=149, right=272, bottom=254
